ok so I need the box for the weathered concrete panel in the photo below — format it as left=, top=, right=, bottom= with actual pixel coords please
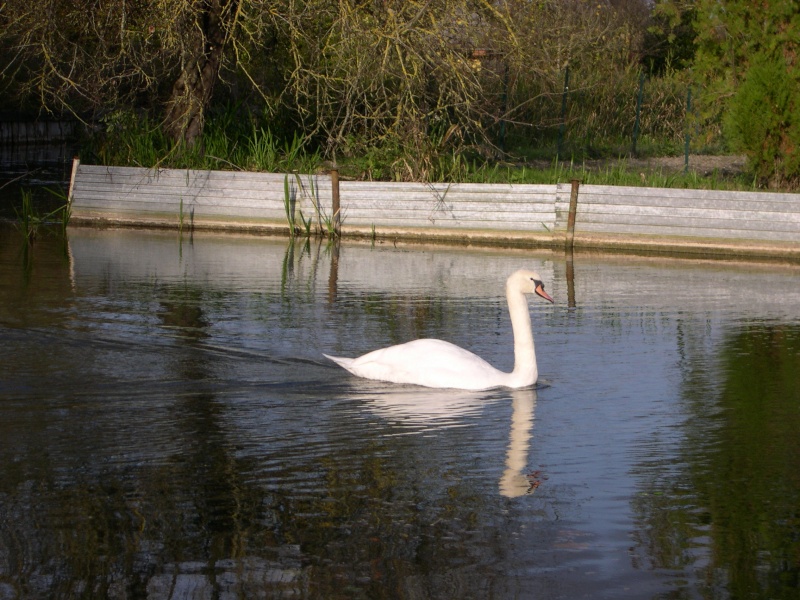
left=68, top=161, right=800, bottom=257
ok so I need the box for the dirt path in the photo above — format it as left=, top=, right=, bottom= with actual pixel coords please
left=628, top=154, right=747, bottom=176
left=574, top=154, right=748, bottom=177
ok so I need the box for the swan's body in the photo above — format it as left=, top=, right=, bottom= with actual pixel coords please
left=324, top=270, right=553, bottom=390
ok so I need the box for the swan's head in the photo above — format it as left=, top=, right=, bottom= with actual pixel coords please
left=507, top=269, right=554, bottom=303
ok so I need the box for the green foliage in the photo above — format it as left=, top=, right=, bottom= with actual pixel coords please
left=249, top=128, right=282, bottom=172
left=90, top=106, right=322, bottom=174
left=726, top=54, right=800, bottom=188
left=642, top=2, right=696, bottom=76
left=15, top=0, right=800, bottom=187
left=505, top=65, right=693, bottom=161
left=688, top=0, right=800, bottom=187
left=84, top=101, right=755, bottom=191
left=5, top=0, right=704, bottom=180
left=94, top=111, right=170, bottom=168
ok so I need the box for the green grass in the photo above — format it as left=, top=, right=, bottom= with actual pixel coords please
left=90, top=107, right=323, bottom=174
left=86, top=105, right=758, bottom=192
left=397, top=154, right=755, bottom=191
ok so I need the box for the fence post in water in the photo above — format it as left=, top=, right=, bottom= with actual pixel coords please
left=632, top=71, right=645, bottom=156
left=68, top=156, right=80, bottom=207
left=330, top=168, right=341, bottom=236
left=566, top=251, right=576, bottom=309
left=566, top=178, right=580, bottom=251
left=684, top=86, right=692, bottom=174
left=557, top=66, right=570, bottom=159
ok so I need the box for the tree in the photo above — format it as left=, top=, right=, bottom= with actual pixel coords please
left=641, top=0, right=696, bottom=75
left=1, top=0, right=661, bottom=173
left=280, top=0, right=489, bottom=171
left=0, top=0, right=268, bottom=147
left=691, top=0, right=800, bottom=187
left=726, top=53, right=800, bottom=188
left=162, top=0, right=238, bottom=146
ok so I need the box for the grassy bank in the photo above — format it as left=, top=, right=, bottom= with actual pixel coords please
left=85, top=107, right=758, bottom=192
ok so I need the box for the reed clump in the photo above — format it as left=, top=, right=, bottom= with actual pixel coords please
left=283, top=174, right=339, bottom=239
left=13, top=187, right=71, bottom=242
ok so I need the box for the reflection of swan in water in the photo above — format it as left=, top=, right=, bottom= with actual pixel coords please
left=500, top=388, right=538, bottom=498
left=355, top=384, right=539, bottom=497
left=325, top=270, right=553, bottom=390
left=357, top=384, right=503, bottom=427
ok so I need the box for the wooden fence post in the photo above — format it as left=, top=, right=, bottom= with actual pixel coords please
left=67, top=156, right=80, bottom=207
left=566, top=178, right=580, bottom=250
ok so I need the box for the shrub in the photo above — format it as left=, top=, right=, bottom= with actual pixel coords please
left=725, top=53, right=800, bottom=188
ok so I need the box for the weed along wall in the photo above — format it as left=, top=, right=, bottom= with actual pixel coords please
left=68, top=159, right=800, bottom=259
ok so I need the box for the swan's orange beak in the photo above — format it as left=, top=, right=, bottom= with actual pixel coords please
left=535, top=283, right=554, bottom=303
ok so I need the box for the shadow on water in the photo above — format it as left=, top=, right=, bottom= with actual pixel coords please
left=2, top=225, right=800, bottom=598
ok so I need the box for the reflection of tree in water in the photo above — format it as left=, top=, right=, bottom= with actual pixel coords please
left=141, top=278, right=491, bottom=598
left=2, top=236, right=540, bottom=599
left=2, top=282, right=282, bottom=597
left=704, top=324, right=800, bottom=597
left=155, top=284, right=255, bottom=571
left=1, top=281, right=299, bottom=598
left=0, top=225, right=74, bottom=327
left=633, top=323, right=800, bottom=596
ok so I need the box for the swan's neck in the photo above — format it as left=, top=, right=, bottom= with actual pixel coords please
left=507, top=286, right=537, bottom=386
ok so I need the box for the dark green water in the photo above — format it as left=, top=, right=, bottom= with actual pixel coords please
left=1, top=226, right=799, bottom=599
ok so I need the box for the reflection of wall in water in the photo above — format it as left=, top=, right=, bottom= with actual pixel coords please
left=0, top=120, right=78, bottom=171
left=67, top=229, right=557, bottom=300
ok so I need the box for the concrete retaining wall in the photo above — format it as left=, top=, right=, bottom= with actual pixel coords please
left=68, top=160, right=800, bottom=258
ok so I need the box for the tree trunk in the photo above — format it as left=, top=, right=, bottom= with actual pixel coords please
left=164, top=0, right=234, bottom=147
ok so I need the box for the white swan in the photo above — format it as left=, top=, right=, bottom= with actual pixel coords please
left=324, top=269, right=553, bottom=390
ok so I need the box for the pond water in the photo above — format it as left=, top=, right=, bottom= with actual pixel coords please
left=1, top=225, right=799, bottom=599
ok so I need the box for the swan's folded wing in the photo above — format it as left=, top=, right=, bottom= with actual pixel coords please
left=335, top=339, right=505, bottom=389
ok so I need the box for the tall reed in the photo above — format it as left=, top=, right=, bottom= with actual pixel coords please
left=14, top=187, right=72, bottom=241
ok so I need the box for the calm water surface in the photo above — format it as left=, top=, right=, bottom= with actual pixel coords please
left=1, top=226, right=799, bottom=599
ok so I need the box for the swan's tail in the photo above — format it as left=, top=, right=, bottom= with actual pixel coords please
left=323, top=353, right=355, bottom=370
